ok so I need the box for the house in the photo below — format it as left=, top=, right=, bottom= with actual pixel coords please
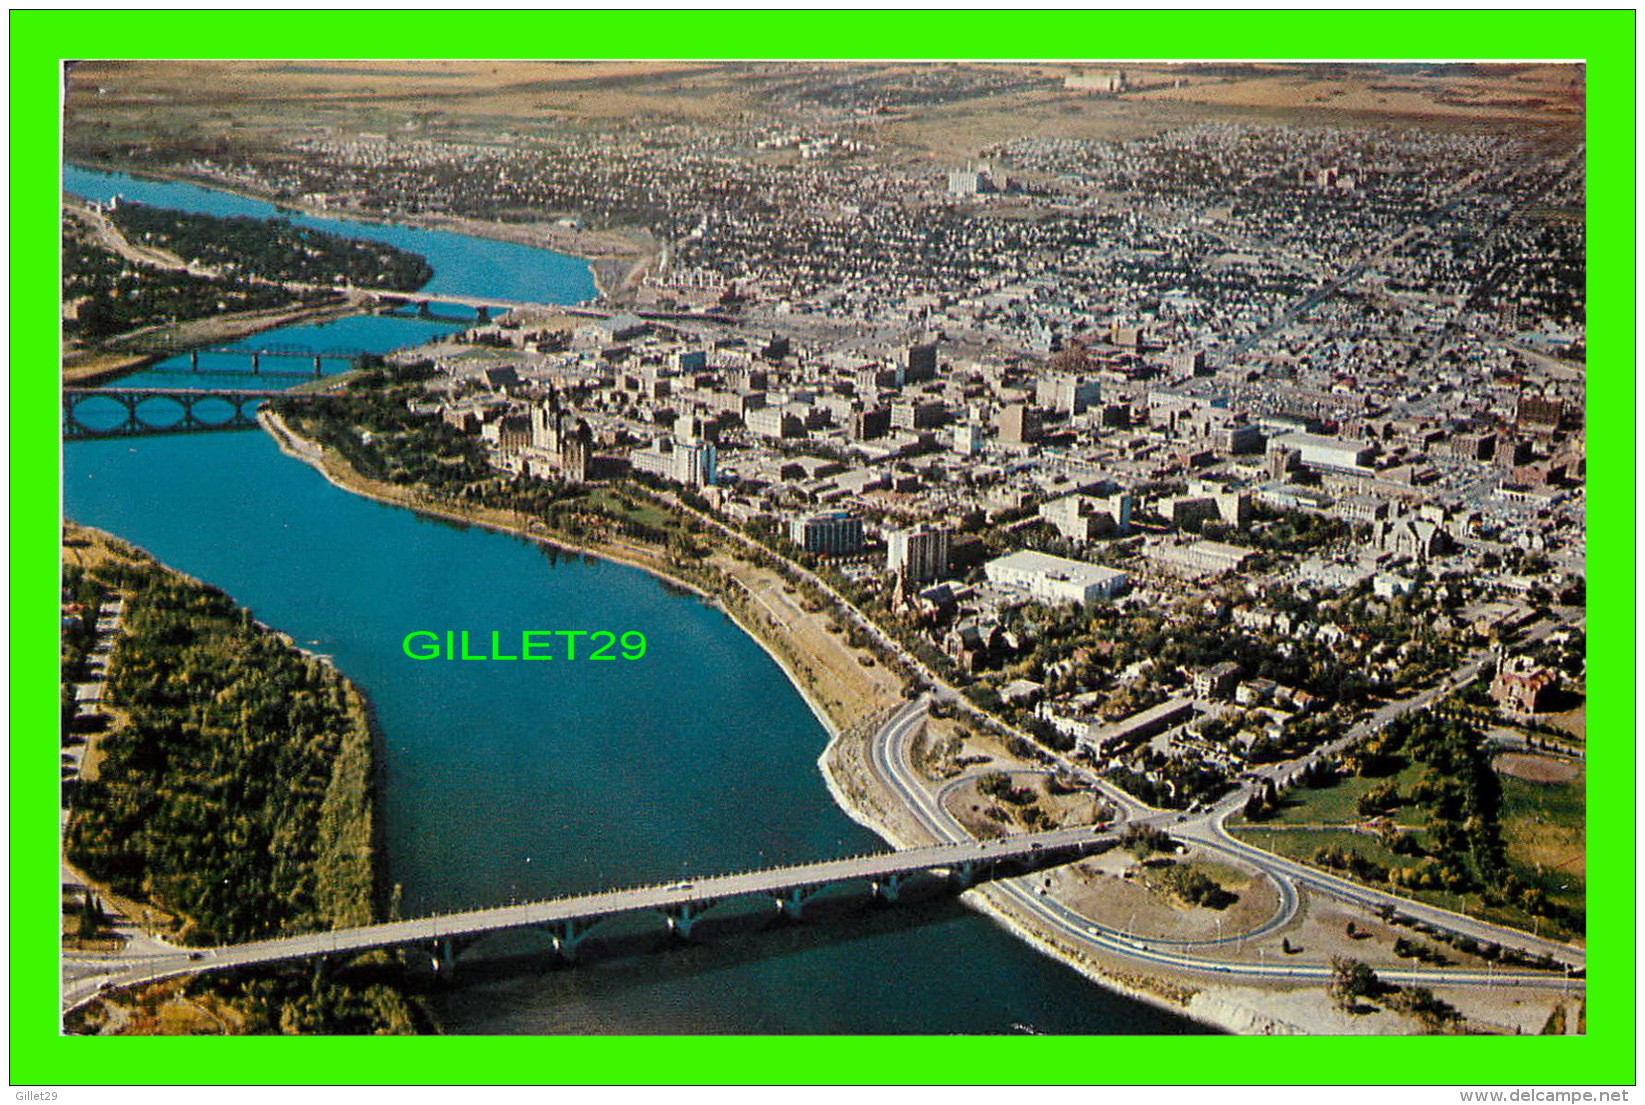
left=1490, top=656, right=1560, bottom=717
left=1193, top=661, right=1242, bottom=700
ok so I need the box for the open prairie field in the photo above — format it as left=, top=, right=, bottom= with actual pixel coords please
left=67, top=59, right=1584, bottom=168
left=66, top=59, right=752, bottom=153
left=1123, top=62, right=1583, bottom=125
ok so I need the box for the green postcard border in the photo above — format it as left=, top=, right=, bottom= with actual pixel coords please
left=10, top=8, right=1635, bottom=1088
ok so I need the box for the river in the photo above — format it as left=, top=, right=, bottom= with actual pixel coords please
left=62, top=166, right=1202, bottom=1034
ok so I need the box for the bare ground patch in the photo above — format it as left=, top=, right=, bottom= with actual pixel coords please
left=1493, top=752, right=1579, bottom=784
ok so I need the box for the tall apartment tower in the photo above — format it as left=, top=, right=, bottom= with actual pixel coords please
left=674, top=439, right=717, bottom=488
left=886, top=524, right=952, bottom=583
left=902, top=341, right=939, bottom=385
left=996, top=403, right=1043, bottom=445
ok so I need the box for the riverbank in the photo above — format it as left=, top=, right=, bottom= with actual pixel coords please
left=70, top=161, right=657, bottom=306
left=813, top=716, right=1267, bottom=1034
left=258, top=411, right=1279, bottom=1034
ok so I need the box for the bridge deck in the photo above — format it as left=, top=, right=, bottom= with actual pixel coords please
left=131, top=828, right=1110, bottom=975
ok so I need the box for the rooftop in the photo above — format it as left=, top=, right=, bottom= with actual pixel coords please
left=987, top=549, right=1128, bottom=586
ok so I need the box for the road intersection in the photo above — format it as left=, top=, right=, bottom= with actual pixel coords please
left=864, top=680, right=1583, bottom=998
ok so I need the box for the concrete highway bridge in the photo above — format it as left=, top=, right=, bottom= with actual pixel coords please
left=373, top=293, right=524, bottom=324
left=372, top=293, right=743, bottom=329
left=113, top=345, right=371, bottom=380
left=62, top=387, right=334, bottom=440
left=64, top=830, right=1110, bottom=1010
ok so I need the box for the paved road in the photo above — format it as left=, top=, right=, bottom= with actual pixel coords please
left=865, top=694, right=1579, bottom=996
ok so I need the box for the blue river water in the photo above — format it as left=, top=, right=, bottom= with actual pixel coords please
left=62, top=167, right=1202, bottom=1034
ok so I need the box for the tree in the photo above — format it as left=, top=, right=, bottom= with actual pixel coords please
left=1357, top=782, right=1403, bottom=817
left=1328, top=956, right=1383, bottom=1011
left=1387, top=986, right=1463, bottom=1032
left=1121, top=824, right=1174, bottom=859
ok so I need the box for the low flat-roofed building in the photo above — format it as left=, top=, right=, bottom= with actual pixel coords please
left=984, top=549, right=1129, bottom=604
left=1145, top=540, right=1258, bottom=578
left=1272, top=431, right=1377, bottom=473
left=1080, top=696, right=1198, bottom=756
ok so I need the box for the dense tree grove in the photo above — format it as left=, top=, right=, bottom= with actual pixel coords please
left=64, top=546, right=415, bottom=1033
left=69, top=562, right=377, bottom=941
left=62, top=202, right=433, bottom=342
left=63, top=218, right=319, bottom=341
left=273, top=381, right=494, bottom=494
left=109, top=203, right=434, bottom=291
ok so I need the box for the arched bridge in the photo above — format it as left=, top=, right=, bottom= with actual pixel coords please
left=65, top=828, right=1113, bottom=1006
left=62, top=387, right=333, bottom=440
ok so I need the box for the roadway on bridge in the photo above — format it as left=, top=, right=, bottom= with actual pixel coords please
left=62, top=828, right=1106, bottom=1012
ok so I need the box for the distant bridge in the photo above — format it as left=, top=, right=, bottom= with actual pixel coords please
left=374, top=294, right=519, bottom=324
left=120, top=345, right=372, bottom=380
left=62, top=387, right=333, bottom=440
left=67, top=828, right=1112, bottom=1004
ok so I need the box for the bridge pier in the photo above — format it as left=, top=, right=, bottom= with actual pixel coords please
left=660, top=900, right=717, bottom=940
left=251, top=353, right=260, bottom=374
left=540, top=918, right=601, bottom=962
left=427, top=934, right=478, bottom=979
left=773, top=885, right=820, bottom=920
left=476, top=305, right=490, bottom=323
left=948, top=861, right=979, bottom=890
left=871, top=872, right=909, bottom=903
left=314, top=355, right=324, bottom=377
left=190, top=350, right=199, bottom=371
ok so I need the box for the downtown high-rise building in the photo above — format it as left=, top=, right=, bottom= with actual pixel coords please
left=886, top=524, right=951, bottom=583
